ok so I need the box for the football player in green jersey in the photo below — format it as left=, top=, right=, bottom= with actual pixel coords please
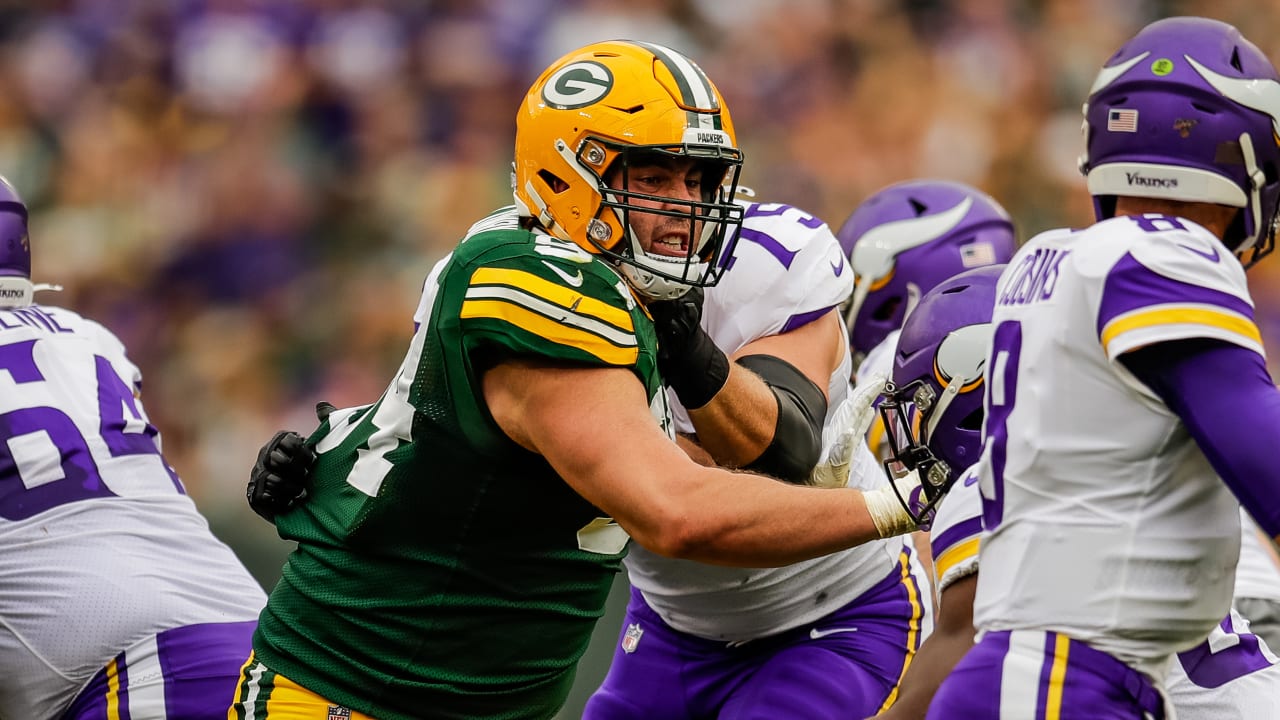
left=232, top=40, right=933, bottom=720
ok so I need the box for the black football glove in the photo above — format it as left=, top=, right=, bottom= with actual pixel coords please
left=246, top=431, right=315, bottom=522
left=648, top=287, right=729, bottom=409
left=245, top=402, right=332, bottom=522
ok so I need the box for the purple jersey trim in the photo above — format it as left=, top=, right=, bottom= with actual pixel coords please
left=780, top=305, right=838, bottom=334
left=743, top=202, right=825, bottom=228
left=1122, top=340, right=1280, bottom=538
left=1097, top=252, right=1254, bottom=339
left=736, top=227, right=799, bottom=269
left=930, top=515, right=983, bottom=558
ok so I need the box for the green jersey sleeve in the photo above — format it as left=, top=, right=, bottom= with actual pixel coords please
left=448, top=231, right=645, bottom=368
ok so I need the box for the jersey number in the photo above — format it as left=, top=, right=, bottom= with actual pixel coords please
left=0, top=338, right=181, bottom=520
left=1177, top=613, right=1278, bottom=688
left=732, top=204, right=823, bottom=271
left=980, top=321, right=1021, bottom=529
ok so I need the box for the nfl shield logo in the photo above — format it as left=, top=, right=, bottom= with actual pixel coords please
left=327, top=707, right=351, bottom=720
left=621, top=623, right=644, bottom=654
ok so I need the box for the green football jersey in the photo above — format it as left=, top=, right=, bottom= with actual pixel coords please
left=252, top=208, right=669, bottom=720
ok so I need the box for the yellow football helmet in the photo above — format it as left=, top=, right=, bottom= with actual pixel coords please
left=514, top=40, right=745, bottom=300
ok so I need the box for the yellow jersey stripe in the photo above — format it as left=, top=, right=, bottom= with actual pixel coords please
left=1044, top=632, right=1071, bottom=720
left=464, top=286, right=638, bottom=348
left=877, top=548, right=925, bottom=713
left=935, top=536, right=981, bottom=581
left=461, top=299, right=639, bottom=365
left=1101, top=305, right=1261, bottom=348
left=470, top=267, right=634, bottom=333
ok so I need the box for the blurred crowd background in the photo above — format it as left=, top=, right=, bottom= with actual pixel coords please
left=3, top=1, right=1279, bottom=711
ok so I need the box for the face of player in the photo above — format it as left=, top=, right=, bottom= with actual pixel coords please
left=606, top=156, right=711, bottom=258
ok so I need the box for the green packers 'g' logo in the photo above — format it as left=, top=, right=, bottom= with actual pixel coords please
left=542, top=61, right=613, bottom=110
left=1151, top=58, right=1174, bottom=76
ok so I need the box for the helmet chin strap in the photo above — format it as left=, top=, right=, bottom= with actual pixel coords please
left=1239, top=131, right=1265, bottom=253
left=923, top=376, right=965, bottom=444
left=619, top=252, right=700, bottom=301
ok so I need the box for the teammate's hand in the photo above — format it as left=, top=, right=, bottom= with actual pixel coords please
left=648, top=287, right=729, bottom=409
left=246, top=430, right=316, bottom=523
left=865, top=468, right=935, bottom=537
left=810, top=374, right=888, bottom=488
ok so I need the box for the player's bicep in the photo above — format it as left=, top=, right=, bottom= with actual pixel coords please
left=482, top=359, right=688, bottom=525
left=732, top=310, right=844, bottom=398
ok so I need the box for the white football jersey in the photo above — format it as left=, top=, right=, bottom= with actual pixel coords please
left=625, top=200, right=919, bottom=641
left=974, top=215, right=1255, bottom=676
left=937, top=465, right=1280, bottom=717
left=929, top=465, right=983, bottom=595
left=1235, top=509, right=1280, bottom=603
left=0, top=305, right=266, bottom=717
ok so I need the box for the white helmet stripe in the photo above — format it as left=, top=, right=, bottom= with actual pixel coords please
left=1186, top=56, right=1280, bottom=136
left=850, top=197, right=974, bottom=283
left=1088, top=52, right=1150, bottom=96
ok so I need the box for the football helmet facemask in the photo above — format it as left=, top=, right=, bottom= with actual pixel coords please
left=513, top=40, right=745, bottom=300
left=877, top=264, right=1004, bottom=525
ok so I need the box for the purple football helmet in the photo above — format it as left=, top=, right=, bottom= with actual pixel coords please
left=1080, top=17, right=1280, bottom=267
left=877, top=264, right=1003, bottom=524
left=0, top=176, right=32, bottom=308
left=835, top=180, right=1015, bottom=363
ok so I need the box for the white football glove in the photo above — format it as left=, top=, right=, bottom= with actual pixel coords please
left=809, top=373, right=888, bottom=489
left=863, top=468, right=931, bottom=537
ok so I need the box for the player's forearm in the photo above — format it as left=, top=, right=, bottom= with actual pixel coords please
left=639, top=469, right=908, bottom=567
left=685, top=361, right=779, bottom=466
left=688, top=355, right=827, bottom=483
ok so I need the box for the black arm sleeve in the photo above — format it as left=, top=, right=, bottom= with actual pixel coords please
left=736, top=354, right=828, bottom=484
left=1120, top=338, right=1280, bottom=538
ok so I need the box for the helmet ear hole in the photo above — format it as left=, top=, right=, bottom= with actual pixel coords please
left=959, top=407, right=984, bottom=431
left=871, top=296, right=901, bottom=322
left=1225, top=212, right=1248, bottom=251
left=537, top=170, right=570, bottom=194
